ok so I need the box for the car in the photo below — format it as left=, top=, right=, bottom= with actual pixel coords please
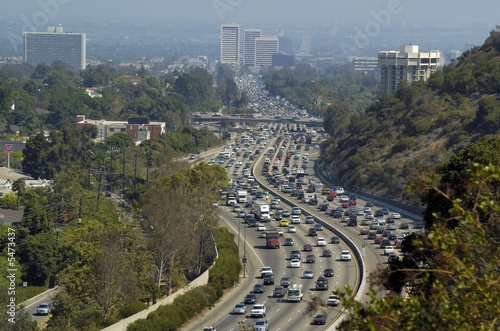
left=233, top=302, right=247, bottom=314
left=314, top=223, right=324, bottom=231
left=292, top=206, right=302, bottom=215
left=238, top=210, right=246, bottom=218
left=367, top=231, right=377, bottom=239
left=105, top=191, right=112, bottom=197
left=303, top=244, right=313, bottom=251
left=263, top=273, right=274, bottom=285
left=384, top=246, right=396, bottom=255
left=260, top=266, right=273, bottom=277
left=280, top=220, right=289, bottom=227
left=250, top=304, right=266, bottom=318
left=356, top=209, right=365, bottom=216
left=280, top=276, right=292, bottom=287
left=360, top=228, right=370, bottom=235
left=313, top=313, right=327, bottom=325
left=414, top=222, right=424, bottom=229
left=322, top=249, right=332, bottom=257
left=317, top=237, right=327, bottom=246
left=260, top=230, right=267, bottom=238
left=382, top=229, right=391, bottom=237
left=306, top=254, right=316, bottom=263
left=376, top=227, right=385, bottom=234
left=233, top=205, right=241, bottom=212
left=303, top=269, right=314, bottom=279
left=291, top=215, right=301, bottom=224
left=327, top=294, right=340, bottom=306
left=315, top=276, right=329, bottom=290
left=370, top=221, right=380, bottom=230
left=308, top=228, right=318, bottom=236
left=399, top=222, right=409, bottom=229
left=341, top=250, right=352, bottom=261
left=37, top=303, right=50, bottom=315
left=374, top=209, right=384, bottom=217
left=284, top=237, right=294, bottom=246
left=380, top=238, right=391, bottom=248
left=290, top=258, right=301, bottom=268
left=253, top=283, right=266, bottom=293
left=244, top=293, right=257, bottom=304
left=324, top=268, right=334, bottom=277
left=305, top=215, right=315, bottom=224
left=189, top=154, right=196, bottom=159
left=331, top=236, right=340, bottom=244
left=288, top=225, right=297, bottom=233
left=254, top=318, right=269, bottom=331
left=387, top=224, right=397, bottom=231
left=392, top=212, right=402, bottom=219
left=203, top=327, right=216, bottom=331
left=381, top=207, right=390, bottom=214
left=273, top=286, right=285, bottom=298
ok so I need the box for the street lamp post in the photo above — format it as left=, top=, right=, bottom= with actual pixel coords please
left=243, top=226, right=247, bottom=278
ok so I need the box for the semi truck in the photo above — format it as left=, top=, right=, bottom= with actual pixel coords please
left=265, top=230, right=280, bottom=249
left=254, top=201, right=271, bottom=222
left=237, top=190, right=247, bottom=203
left=287, top=284, right=303, bottom=302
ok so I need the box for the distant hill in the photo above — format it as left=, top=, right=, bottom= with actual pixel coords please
left=319, top=26, right=500, bottom=207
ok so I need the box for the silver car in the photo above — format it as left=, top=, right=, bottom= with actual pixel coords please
left=233, top=302, right=247, bottom=315
left=37, top=303, right=50, bottom=315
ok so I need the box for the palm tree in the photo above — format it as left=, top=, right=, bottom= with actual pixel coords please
left=12, top=178, right=26, bottom=211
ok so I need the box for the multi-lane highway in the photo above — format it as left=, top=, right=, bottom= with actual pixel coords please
left=186, top=124, right=422, bottom=331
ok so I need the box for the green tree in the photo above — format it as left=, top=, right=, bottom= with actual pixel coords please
left=12, top=179, right=26, bottom=210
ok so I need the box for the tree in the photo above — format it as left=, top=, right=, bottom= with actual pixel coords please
left=338, top=163, right=500, bottom=330
left=12, top=178, right=26, bottom=210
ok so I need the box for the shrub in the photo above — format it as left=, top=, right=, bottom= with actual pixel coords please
left=118, top=302, right=148, bottom=319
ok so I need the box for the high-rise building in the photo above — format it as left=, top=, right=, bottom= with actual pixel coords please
left=255, top=37, right=279, bottom=67
left=243, top=28, right=261, bottom=66
left=378, top=44, right=443, bottom=95
left=220, top=23, right=240, bottom=65
left=24, top=24, right=86, bottom=70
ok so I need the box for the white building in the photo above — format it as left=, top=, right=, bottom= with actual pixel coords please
left=255, top=37, right=279, bottom=67
left=220, top=23, right=240, bottom=65
left=378, top=44, right=443, bottom=95
left=24, top=24, right=86, bottom=70
left=243, top=29, right=262, bottom=66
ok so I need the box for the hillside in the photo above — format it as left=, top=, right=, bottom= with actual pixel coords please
left=319, top=26, right=500, bottom=206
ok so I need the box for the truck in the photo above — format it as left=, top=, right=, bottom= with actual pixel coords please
left=303, top=192, right=318, bottom=205
left=237, top=190, right=247, bottom=203
left=309, top=180, right=324, bottom=193
left=287, top=284, right=303, bottom=302
left=254, top=201, right=271, bottom=222
left=265, top=230, right=280, bottom=249
left=250, top=304, right=266, bottom=317
left=222, top=145, right=232, bottom=159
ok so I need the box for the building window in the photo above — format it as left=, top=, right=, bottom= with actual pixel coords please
left=420, top=58, right=430, bottom=64
left=110, top=128, right=115, bottom=132
left=431, top=58, right=437, bottom=63
left=120, top=128, right=126, bottom=132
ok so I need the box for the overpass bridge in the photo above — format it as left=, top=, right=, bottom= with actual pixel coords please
left=192, top=114, right=324, bottom=128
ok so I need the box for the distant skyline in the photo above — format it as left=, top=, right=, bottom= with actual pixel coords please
left=2, top=0, right=499, bottom=28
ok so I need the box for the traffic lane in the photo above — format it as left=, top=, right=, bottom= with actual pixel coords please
left=22, top=288, right=61, bottom=324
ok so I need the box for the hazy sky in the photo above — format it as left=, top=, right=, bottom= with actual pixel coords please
left=2, top=0, right=499, bottom=27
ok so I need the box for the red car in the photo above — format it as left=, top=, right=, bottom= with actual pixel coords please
left=374, top=236, right=384, bottom=244
left=306, top=254, right=316, bottom=263
left=303, top=244, right=313, bottom=251
left=330, top=192, right=337, bottom=198
left=359, top=228, right=370, bottom=235
left=323, top=249, right=332, bottom=257
left=341, top=202, right=349, bottom=208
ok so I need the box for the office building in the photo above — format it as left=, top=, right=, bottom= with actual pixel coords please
left=220, top=23, right=240, bottom=65
left=351, top=57, right=380, bottom=74
left=24, top=24, right=86, bottom=70
left=243, top=29, right=262, bottom=66
left=378, top=44, right=443, bottom=95
left=255, top=37, right=279, bottom=67
left=279, top=37, right=293, bottom=54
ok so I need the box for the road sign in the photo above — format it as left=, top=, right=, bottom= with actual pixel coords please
left=5, top=144, right=13, bottom=152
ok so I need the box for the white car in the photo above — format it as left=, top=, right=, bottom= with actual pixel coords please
left=291, top=215, right=301, bottom=224
left=290, top=258, right=301, bottom=268
left=384, top=246, right=396, bottom=256
left=336, top=187, right=345, bottom=194
left=326, top=295, right=340, bottom=306
left=292, top=207, right=302, bottom=215
left=288, top=226, right=297, bottom=233
left=316, top=237, right=327, bottom=246
left=254, top=318, right=269, bottom=331
left=339, top=195, right=349, bottom=202
left=260, top=231, right=267, bottom=238
left=250, top=304, right=266, bottom=317
left=392, top=212, right=402, bottom=219
left=257, top=224, right=266, bottom=231
left=340, top=250, right=352, bottom=261
left=37, top=303, right=50, bottom=315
